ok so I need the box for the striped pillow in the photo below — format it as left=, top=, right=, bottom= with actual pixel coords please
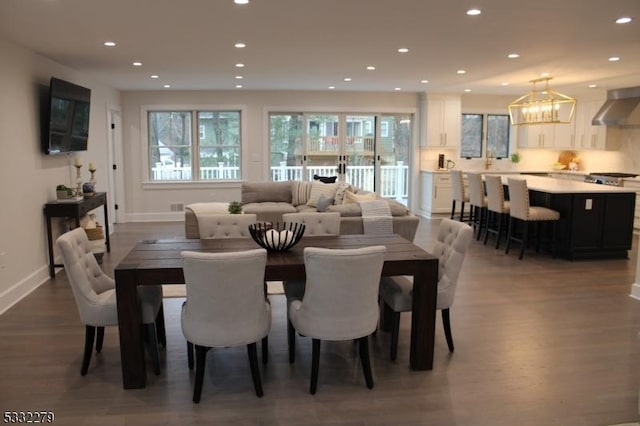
left=306, top=182, right=339, bottom=207
left=291, top=181, right=313, bottom=206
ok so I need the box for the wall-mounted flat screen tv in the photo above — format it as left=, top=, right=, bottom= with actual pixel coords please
left=42, top=77, right=91, bottom=155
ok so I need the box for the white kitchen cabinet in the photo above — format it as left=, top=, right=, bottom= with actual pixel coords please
left=573, top=98, right=613, bottom=150
left=553, top=122, right=577, bottom=149
left=517, top=124, right=555, bottom=148
left=424, top=95, right=461, bottom=148
left=420, top=171, right=467, bottom=217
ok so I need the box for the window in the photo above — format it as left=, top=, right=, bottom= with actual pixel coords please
left=148, top=110, right=241, bottom=181
left=460, top=113, right=510, bottom=159
left=380, top=121, right=389, bottom=137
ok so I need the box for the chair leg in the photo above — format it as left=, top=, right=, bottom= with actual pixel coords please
left=551, top=221, right=558, bottom=258
left=155, top=304, right=166, bottom=347
left=261, top=335, right=269, bottom=365
left=495, top=213, right=504, bottom=249
left=310, top=339, right=321, bottom=395
left=359, top=336, right=374, bottom=389
left=247, top=342, right=264, bottom=398
left=519, top=221, right=529, bottom=260
left=505, top=217, right=514, bottom=254
left=192, top=345, right=208, bottom=403
left=146, top=323, right=161, bottom=376
left=450, top=200, right=456, bottom=220
left=95, top=326, right=104, bottom=353
left=459, top=202, right=466, bottom=222
left=483, top=211, right=492, bottom=245
left=81, top=325, right=96, bottom=376
left=390, top=309, right=401, bottom=361
left=287, top=319, right=296, bottom=364
left=442, top=308, right=455, bottom=352
left=187, top=341, right=194, bottom=370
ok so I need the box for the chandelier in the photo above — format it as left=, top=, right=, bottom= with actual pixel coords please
left=508, top=77, right=576, bottom=125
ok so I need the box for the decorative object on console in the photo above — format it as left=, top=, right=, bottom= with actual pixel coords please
left=82, top=182, right=95, bottom=196
left=508, top=77, right=576, bottom=125
left=228, top=200, right=243, bottom=214
left=88, top=162, right=97, bottom=187
left=56, top=184, right=73, bottom=200
left=73, top=157, right=83, bottom=200
left=248, top=222, right=305, bottom=252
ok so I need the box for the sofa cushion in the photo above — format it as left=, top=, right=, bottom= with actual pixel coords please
left=295, top=204, right=317, bottom=213
left=327, top=199, right=410, bottom=217
left=306, top=181, right=339, bottom=207
left=242, top=202, right=297, bottom=215
left=242, top=181, right=292, bottom=204
left=343, top=190, right=378, bottom=204
left=316, top=195, right=334, bottom=212
left=333, top=182, right=353, bottom=205
left=291, top=181, right=313, bottom=206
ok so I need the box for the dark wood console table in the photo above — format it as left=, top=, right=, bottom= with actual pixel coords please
left=44, top=192, right=110, bottom=278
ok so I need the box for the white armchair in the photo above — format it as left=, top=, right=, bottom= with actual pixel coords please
left=57, top=227, right=164, bottom=375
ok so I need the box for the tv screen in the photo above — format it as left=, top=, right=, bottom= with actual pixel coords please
left=43, top=77, right=91, bottom=155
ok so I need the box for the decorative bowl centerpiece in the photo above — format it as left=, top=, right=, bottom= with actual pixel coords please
left=248, top=222, right=306, bottom=252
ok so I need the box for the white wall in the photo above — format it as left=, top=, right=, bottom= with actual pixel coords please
left=120, top=90, right=420, bottom=221
left=0, top=37, right=120, bottom=314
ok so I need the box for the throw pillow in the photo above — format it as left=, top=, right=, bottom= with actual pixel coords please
left=306, top=181, right=339, bottom=207
left=313, top=174, right=337, bottom=183
left=333, top=182, right=352, bottom=205
left=316, top=195, right=334, bottom=212
left=343, top=190, right=379, bottom=204
left=291, top=181, right=313, bottom=206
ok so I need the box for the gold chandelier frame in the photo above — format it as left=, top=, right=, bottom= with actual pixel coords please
left=508, top=77, right=576, bottom=125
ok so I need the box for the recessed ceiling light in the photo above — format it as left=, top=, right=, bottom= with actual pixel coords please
left=235, top=42, right=246, bottom=48
left=466, top=9, right=481, bottom=16
left=163, top=84, right=171, bottom=88
left=501, top=82, right=509, bottom=86
left=420, top=80, right=429, bottom=84
left=328, top=86, right=335, bottom=90
left=234, top=0, right=249, bottom=4
left=235, top=63, right=245, bottom=68
left=616, top=16, right=633, bottom=24
left=464, top=89, right=472, bottom=92
left=103, top=41, right=116, bottom=47
left=589, top=84, right=598, bottom=88
left=540, top=72, right=550, bottom=77
left=609, top=56, right=621, bottom=62
left=132, top=62, right=143, bottom=67
left=457, top=70, right=466, bottom=74
left=397, top=48, right=409, bottom=53
left=235, top=75, right=243, bottom=79
left=507, top=53, right=520, bottom=59
left=394, top=88, right=402, bottom=91
left=344, top=77, right=352, bottom=82
left=235, top=84, right=243, bottom=88
left=366, top=66, right=376, bottom=70
left=150, top=75, right=159, bottom=79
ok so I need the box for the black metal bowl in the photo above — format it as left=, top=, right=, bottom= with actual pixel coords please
left=248, top=222, right=306, bottom=252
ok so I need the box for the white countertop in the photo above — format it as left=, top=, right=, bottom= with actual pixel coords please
left=498, top=175, right=634, bottom=194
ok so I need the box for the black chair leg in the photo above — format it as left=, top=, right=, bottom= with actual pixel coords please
left=450, top=200, right=456, bottom=220
left=247, top=342, right=264, bottom=398
left=287, top=319, right=296, bottom=363
left=442, top=308, right=455, bottom=352
left=519, top=221, right=529, bottom=260
left=483, top=211, right=492, bottom=245
left=359, top=336, right=374, bottom=389
left=495, top=213, right=504, bottom=249
left=95, top=326, right=104, bottom=353
left=155, top=304, right=166, bottom=347
left=261, top=335, right=269, bottom=365
left=193, top=345, right=208, bottom=403
left=551, top=221, right=558, bottom=258
left=505, top=217, right=514, bottom=254
left=146, top=323, right=161, bottom=376
left=390, top=309, right=401, bottom=361
left=81, top=325, right=95, bottom=376
left=310, top=339, right=321, bottom=395
left=187, top=341, right=194, bottom=370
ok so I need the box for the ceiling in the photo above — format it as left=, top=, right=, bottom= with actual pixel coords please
left=1, top=0, right=639, bottom=96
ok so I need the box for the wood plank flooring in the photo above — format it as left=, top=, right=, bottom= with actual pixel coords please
left=1, top=218, right=640, bottom=425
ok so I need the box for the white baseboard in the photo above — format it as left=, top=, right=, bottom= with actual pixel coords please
left=629, top=283, right=640, bottom=301
left=0, top=266, right=51, bottom=315
left=125, top=212, right=185, bottom=222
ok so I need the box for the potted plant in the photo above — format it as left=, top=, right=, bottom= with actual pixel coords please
left=56, top=184, right=73, bottom=200
left=228, top=201, right=243, bottom=214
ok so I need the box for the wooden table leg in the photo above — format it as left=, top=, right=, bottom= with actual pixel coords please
left=115, top=267, right=146, bottom=389
left=102, top=197, right=111, bottom=252
left=409, top=260, right=438, bottom=370
left=46, top=215, right=55, bottom=278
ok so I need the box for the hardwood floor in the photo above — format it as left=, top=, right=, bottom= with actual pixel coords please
left=2, top=218, right=640, bottom=425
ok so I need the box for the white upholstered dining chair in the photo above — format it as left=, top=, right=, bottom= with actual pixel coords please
left=450, top=170, right=469, bottom=222
left=467, top=172, right=487, bottom=240
left=379, top=218, right=473, bottom=360
left=181, top=249, right=270, bottom=403
left=57, top=227, right=165, bottom=376
left=483, top=174, right=511, bottom=249
left=287, top=246, right=386, bottom=394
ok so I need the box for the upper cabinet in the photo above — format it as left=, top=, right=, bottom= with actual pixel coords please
left=573, top=99, right=612, bottom=150
left=517, top=124, right=556, bottom=148
left=424, top=94, right=461, bottom=148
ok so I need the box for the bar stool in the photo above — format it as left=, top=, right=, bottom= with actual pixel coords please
left=483, top=175, right=510, bottom=249
left=450, top=170, right=469, bottom=222
left=467, top=172, right=487, bottom=240
left=505, top=178, right=560, bottom=260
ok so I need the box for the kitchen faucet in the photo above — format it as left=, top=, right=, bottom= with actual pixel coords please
left=485, top=150, right=494, bottom=170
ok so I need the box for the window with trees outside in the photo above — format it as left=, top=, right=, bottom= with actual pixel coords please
left=460, top=113, right=510, bottom=159
left=148, top=110, right=241, bottom=181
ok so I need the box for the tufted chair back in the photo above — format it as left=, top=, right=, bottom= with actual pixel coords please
left=507, top=178, right=530, bottom=220
left=197, top=214, right=257, bottom=239
left=467, top=172, right=486, bottom=207
left=431, top=218, right=474, bottom=309
left=485, top=175, right=509, bottom=213
left=57, top=227, right=119, bottom=326
left=282, top=212, right=340, bottom=236
left=450, top=170, right=466, bottom=202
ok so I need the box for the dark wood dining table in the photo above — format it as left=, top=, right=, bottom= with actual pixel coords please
left=115, top=234, right=439, bottom=389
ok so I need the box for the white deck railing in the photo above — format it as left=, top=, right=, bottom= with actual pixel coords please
left=151, top=162, right=408, bottom=200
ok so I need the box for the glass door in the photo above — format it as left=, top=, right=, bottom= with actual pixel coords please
left=378, top=114, right=411, bottom=205
left=344, top=115, right=376, bottom=191
left=305, top=114, right=340, bottom=181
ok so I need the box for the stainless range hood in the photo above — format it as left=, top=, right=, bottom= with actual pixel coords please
left=592, top=86, right=640, bottom=128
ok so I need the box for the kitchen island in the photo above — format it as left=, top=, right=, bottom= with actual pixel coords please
left=504, top=175, right=635, bottom=260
